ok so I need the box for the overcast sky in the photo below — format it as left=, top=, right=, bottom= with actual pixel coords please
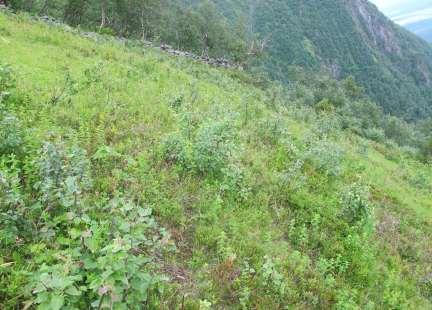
left=370, top=0, right=432, bottom=25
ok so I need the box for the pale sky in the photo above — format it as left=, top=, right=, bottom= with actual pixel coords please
left=371, top=0, right=408, bottom=11
left=370, top=0, right=432, bottom=25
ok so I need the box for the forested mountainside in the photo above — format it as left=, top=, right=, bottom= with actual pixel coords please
left=1, top=10, right=432, bottom=309
left=206, top=0, right=432, bottom=120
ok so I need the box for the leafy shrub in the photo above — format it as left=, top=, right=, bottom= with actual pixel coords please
left=311, top=77, right=346, bottom=109
left=28, top=198, right=169, bottom=309
left=314, top=98, right=335, bottom=113
left=92, top=145, right=122, bottom=161
left=420, top=137, right=432, bottom=161
left=35, top=142, right=92, bottom=209
left=0, top=63, right=15, bottom=95
left=289, top=84, right=316, bottom=108
left=362, top=127, right=385, bottom=143
left=161, top=116, right=242, bottom=183
left=0, top=138, right=171, bottom=309
left=340, top=100, right=383, bottom=133
left=335, top=288, right=360, bottom=310
left=0, top=156, right=24, bottom=246
left=178, top=110, right=200, bottom=140
left=220, top=162, right=250, bottom=200
left=305, top=139, right=344, bottom=176
left=312, top=114, right=342, bottom=139
left=256, top=115, right=288, bottom=145
left=340, top=184, right=373, bottom=227
left=192, top=120, right=236, bottom=176
left=400, top=163, right=431, bottom=192
left=169, top=95, right=184, bottom=110
left=280, top=159, right=306, bottom=191
left=384, top=116, right=416, bottom=147
left=0, top=157, right=22, bottom=208
left=0, top=112, right=23, bottom=155
left=160, top=133, right=189, bottom=168
left=260, top=256, right=287, bottom=299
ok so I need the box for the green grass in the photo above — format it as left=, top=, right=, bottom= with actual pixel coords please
left=1, top=12, right=432, bottom=309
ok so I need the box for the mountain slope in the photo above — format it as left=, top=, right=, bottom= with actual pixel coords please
left=209, top=0, right=432, bottom=120
left=1, top=11, right=432, bottom=309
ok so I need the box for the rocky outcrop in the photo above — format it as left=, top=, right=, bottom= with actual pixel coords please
left=351, top=0, right=401, bottom=55
left=159, top=44, right=237, bottom=69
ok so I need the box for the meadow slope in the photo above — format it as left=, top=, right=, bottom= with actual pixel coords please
left=1, top=12, right=432, bottom=309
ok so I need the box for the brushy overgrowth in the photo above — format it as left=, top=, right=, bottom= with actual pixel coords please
left=0, top=112, right=23, bottom=155
left=1, top=141, right=170, bottom=309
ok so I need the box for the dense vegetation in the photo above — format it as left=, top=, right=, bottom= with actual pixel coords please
left=1, top=11, right=432, bottom=309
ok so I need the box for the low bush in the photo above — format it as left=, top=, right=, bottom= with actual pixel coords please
left=160, top=133, right=189, bottom=168
left=256, top=115, right=288, bottom=145
left=28, top=197, right=170, bottom=309
left=192, top=120, right=236, bottom=177
left=363, top=127, right=386, bottom=143
left=0, top=139, right=171, bottom=309
left=340, top=184, right=373, bottom=227
left=36, top=142, right=92, bottom=209
left=305, top=139, right=344, bottom=176
left=0, top=112, right=23, bottom=155
left=0, top=63, right=15, bottom=95
left=0, top=156, right=24, bottom=246
left=169, top=95, right=184, bottom=110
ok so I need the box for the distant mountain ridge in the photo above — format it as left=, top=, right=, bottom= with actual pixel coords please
left=203, top=0, right=432, bottom=120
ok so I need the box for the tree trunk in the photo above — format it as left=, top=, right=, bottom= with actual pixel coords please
left=140, top=8, right=146, bottom=40
left=99, top=0, right=107, bottom=30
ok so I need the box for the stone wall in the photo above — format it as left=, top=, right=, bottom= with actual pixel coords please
left=36, top=15, right=240, bottom=70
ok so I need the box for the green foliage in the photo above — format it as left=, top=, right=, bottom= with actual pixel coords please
left=0, top=112, right=23, bottom=155
left=160, top=133, right=189, bottom=167
left=192, top=119, right=236, bottom=176
left=256, top=115, right=288, bottom=145
left=0, top=12, right=431, bottom=309
left=0, top=138, right=169, bottom=308
left=28, top=198, right=169, bottom=309
left=36, top=142, right=92, bottom=208
left=0, top=63, right=14, bottom=95
left=305, top=139, right=344, bottom=176
left=259, top=256, right=287, bottom=299
left=161, top=114, right=239, bottom=179
left=340, top=184, right=373, bottom=227
left=0, top=156, right=24, bottom=247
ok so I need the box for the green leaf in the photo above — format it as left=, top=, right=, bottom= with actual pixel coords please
left=50, top=294, right=64, bottom=310
left=65, top=285, right=81, bottom=296
left=69, top=228, right=82, bottom=239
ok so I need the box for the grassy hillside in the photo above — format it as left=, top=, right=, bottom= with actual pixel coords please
left=1, top=11, right=432, bottom=309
